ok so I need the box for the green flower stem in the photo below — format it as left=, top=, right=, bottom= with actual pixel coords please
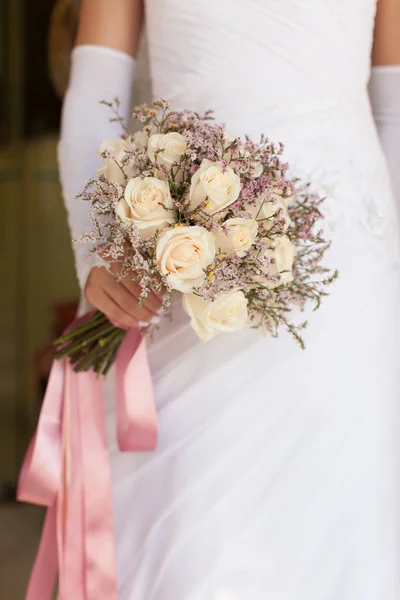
left=74, top=329, right=126, bottom=375
left=69, top=332, right=119, bottom=368
left=72, top=347, right=104, bottom=373
left=101, top=346, right=120, bottom=376
left=74, top=330, right=120, bottom=370
left=54, top=311, right=105, bottom=346
left=54, top=323, right=117, bottom=360
left=95, top=330, right=127, bottom=376
left=71, top=328, right=126, bottom=374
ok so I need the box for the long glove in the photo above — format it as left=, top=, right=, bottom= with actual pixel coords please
left=369, top=65, right=400, bottom=202
left=58, top=44, right=135, bottom=292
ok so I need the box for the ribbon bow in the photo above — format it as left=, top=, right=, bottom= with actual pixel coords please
left=17, top=316, right=157, bottom=599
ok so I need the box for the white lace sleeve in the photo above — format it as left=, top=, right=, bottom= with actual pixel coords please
left=59, top=44, right=136, bottom=291
left=369, top=65, right=400, bottom=204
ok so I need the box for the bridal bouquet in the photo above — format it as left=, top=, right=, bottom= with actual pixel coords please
left=55, top=99, right=337, bottom=374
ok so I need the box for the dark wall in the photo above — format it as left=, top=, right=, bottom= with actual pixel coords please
left=0, top=1, right=11, bottom=144
left=23, top=0, right=62, bottom=137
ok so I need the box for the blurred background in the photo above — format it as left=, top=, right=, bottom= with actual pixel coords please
left=0, top=1, right=150, bottom=596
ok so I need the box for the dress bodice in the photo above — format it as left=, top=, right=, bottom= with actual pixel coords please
left=145, top=0, right=377, bottom=134
left=144, top=1, right=398, bottom=242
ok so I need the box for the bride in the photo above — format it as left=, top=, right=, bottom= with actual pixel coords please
left=57, top=0, right=400, bottom=598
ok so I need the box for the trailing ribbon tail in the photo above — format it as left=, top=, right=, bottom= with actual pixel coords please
left=116, top=329, right=158, bottom=452
left=17, top=317, right=157, bottom=599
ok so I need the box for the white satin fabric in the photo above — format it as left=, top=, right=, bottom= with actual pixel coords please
left=106, top=2, right=400, bottom=598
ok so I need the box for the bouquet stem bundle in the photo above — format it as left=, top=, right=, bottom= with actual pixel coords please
left=54, top=311, right=126, bottom=375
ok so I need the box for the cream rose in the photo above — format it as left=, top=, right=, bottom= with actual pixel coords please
left=98, top=136, right=138, bottom=184
left=237, top=149, right=263, bottom=178
left=269, top=171, right=296, bottom=205
left=116, top=177, right=175, bottom=239
left=132, top=130, right=149, bottom=151
left=270, top=169, right=282, bottom=181
left=189, top=160, right=241, bottom=215
left=247, top=195, right=290, bottom=232
left=251, top=160, right=264, bottom=178
left=223, top=131, right=236, bottom=145
left=156, top=225, right=216, bottom=292
left=182, top=290, right=248, bottom=343
left=272, top=188, right=296, bottom=208
left=214, top=218, right=258, bottom=258
left=147, top=132, right=187, bottom=170
left=258, top=236, right=297, bottom=287
left=223, top=131, right=237, bottom=160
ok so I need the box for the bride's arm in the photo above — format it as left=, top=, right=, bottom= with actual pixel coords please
left=76, top=0, right=142, bottom=55
left=371, top=0, right=400, bottom=66
left=60, top=0, right=161, bottom=327
left=369, top=0, right=400, bottom=203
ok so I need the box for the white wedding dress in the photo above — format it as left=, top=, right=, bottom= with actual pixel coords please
left=105, top=2, right=400, bottom=598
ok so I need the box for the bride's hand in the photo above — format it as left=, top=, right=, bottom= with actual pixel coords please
left=85, top=265, right=163, bottom=329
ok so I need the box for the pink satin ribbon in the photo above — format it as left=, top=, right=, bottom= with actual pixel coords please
left=17, top=317, right=157, bottom=599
